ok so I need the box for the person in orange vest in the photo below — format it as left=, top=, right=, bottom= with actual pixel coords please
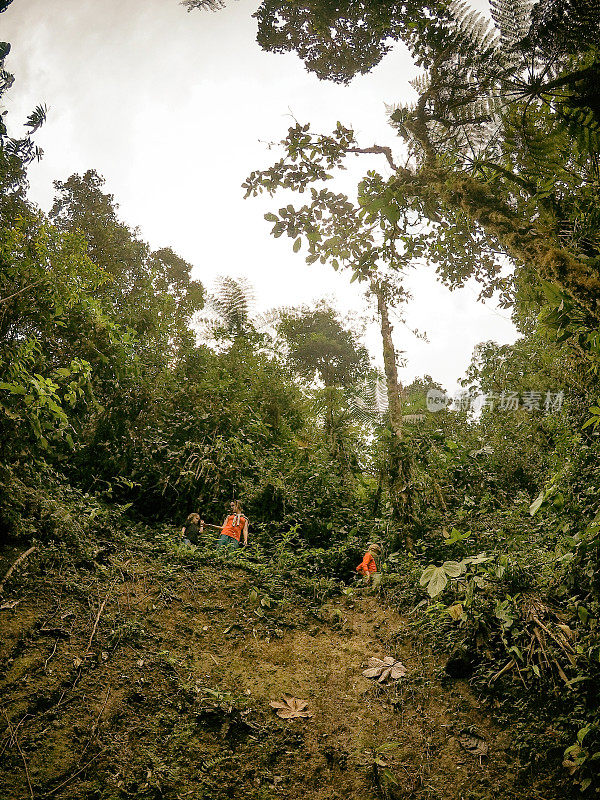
left=355, top=543, right=382, bottom=583
left=216, top=500, right=248, bottom=549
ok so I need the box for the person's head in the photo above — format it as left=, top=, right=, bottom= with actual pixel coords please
left=367, top=542, right=382, bottom=556
left=186, top=512, right=200, bottom=525
left=230, top=500, right=242, bottom=515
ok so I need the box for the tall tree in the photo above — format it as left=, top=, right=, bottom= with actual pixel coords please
left=184, top=0, right=449, bottom=83
left=50, top=170, right=204, bottom=349
left=245, top=140, right=424, bottom=543
left=278, top=302, right=371, bottom=468
left=191, top=0, right=599, bottom=356
left=278, top=303, right=369, bottom=388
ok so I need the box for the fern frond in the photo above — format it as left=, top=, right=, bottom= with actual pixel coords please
left=490, top=0, right=535, bottom=47
left=409, top=73, right=431, bottom=95
left=560, top=103, right=600, bottom=133
left=208, top=275, right=255, bottom=334
left=449, top=0, right=501, bottom=55
left=200, top=754, right=232, bottom=771
left=181, top=0, right=226, bottom=11
left=350, top=376, right=389, bottom=424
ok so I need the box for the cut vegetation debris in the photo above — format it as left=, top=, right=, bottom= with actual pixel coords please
left=458, top=727, right=489, bottom=758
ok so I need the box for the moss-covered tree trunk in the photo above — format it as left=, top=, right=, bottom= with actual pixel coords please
left=388, top=160, right=600, bottom=323
left=374, top=283, right=414, bottom=551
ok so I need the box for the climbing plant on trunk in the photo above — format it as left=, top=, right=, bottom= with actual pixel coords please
left=371, top=281, right=414, bottom=548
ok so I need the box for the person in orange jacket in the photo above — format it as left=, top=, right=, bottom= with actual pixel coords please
left=356, top=543, right=382, bottom=583
left=216, top=500, right=248, bottom=549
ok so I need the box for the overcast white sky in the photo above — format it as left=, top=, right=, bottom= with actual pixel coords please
left=1, top=0, right=517, bottom=395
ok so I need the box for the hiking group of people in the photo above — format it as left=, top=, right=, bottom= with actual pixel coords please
left=180, top=501, right=382, bottom=582
left=181, top=501, right=248, bottom=549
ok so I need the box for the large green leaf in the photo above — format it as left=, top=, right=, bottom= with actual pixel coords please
left=419, top=564, right=437, bottom=586
left=442, top=560, right=463, bottom=577
left=420, top=565, right=449, bottom=597
left=0, top=382, right=26, bottom=395
left=529, top=490, right=546, bottom=516
left=427, top=567, right=449, bottom=597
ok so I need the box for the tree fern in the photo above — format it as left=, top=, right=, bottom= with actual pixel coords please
left=350, top=376, right=389, bottom=425
left=198, top=275, right=256, bottom=343
left=181, top=0, right=227, bottom=11
left=388, top=0, right=596, bottom=178
left=489, top=0, right=535, bottom=48
left=211, top=276, right=254, bottom=330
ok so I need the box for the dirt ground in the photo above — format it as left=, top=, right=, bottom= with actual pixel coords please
left=0, top=546, right=529, bottom=800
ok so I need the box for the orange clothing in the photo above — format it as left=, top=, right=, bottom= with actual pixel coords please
left=221, top=513, right=247, bottom=542
left=356, top=551, right=377, bottom=575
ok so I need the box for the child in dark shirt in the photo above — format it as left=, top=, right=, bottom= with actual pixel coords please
left=181, top=513, right=204, bottom=546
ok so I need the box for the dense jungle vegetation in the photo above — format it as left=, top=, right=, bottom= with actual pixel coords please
left=1, top=0, right=600, bottom=797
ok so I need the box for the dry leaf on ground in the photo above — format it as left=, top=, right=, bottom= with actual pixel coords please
left=362, top=656, right=407, bottom=683
left=269, top=694, right=313, bottom=719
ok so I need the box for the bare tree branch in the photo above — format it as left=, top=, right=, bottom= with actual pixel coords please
left=0, top=547, right=37, bottom=595
left=347, top=145, right=399, bottom=172
left=0, top=279, right=45, bottom=306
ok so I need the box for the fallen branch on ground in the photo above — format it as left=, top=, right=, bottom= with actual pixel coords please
left=44, top=748, right=108, bottom=797
left=489, top=659, right=515, bottom=684
left=0, top=547, right=37, bottom=595
left=85, top=580, right=118, bottom=655
left=43, top=641, right=58, bottom=672
left=1, top=708, right=33, bottom=800
left=77, top=688, right=111, bottom=764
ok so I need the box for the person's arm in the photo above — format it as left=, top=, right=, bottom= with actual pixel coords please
left=242, top=519, right=248, bottom=546
left=180, top=526, right=185, bottom=538
left=199, top=519, right=205, bottom=533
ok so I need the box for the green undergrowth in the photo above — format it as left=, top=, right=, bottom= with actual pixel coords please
left=1, top=471, right=599, bottom=797
left=377, top=505, right=600, bottom=797
left=1, top=514, right=518, bottom=800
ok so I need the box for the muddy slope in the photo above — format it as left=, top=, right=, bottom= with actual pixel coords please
left=1, top=547, right=522, bottom=800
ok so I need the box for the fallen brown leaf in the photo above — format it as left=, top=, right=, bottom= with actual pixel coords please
left=362, top=656, right=407, bottom=683
left=269, top=693, right=313, bottom=719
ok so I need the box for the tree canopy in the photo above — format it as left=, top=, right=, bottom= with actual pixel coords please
left=278, top=303, right=370, bottom=387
